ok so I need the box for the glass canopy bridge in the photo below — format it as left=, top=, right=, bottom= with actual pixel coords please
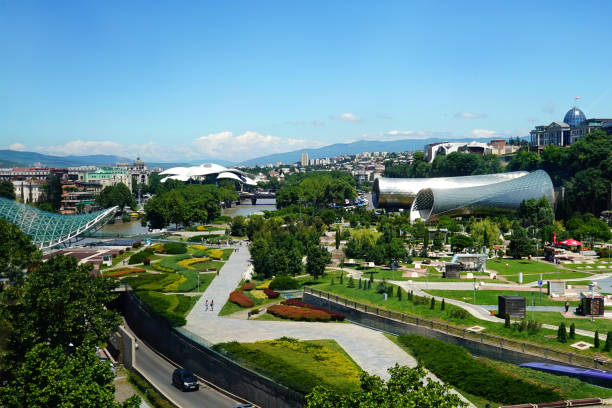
left=0, top=197, right=117, bottom=250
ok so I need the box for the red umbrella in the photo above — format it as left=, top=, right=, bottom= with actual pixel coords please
left=560, top=239, right=583, bottom=246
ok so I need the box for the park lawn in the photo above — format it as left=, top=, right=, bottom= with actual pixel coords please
left=407, top=276, right=504, bottom=284
left=366, top=268, right=412, bottom=281
left=134, top=291, right=200, bottom=327
left=530, top=311, right=612, bottom=334
left=423, top=289, right=579, bottom=307
left=504, top=271, right=595, bottom=283
left=192, top=259, right=225, bottom=271
left=218, top=291, right=282, bottom=316
left=212, top=338, right=362, bottom=395
left=124, top=271, right=215, bottom=293
left=485, top=359, right=612, bottom=399
left=221, top=248, right=234, bottom=260
left=100, top=249, right=134, bottom=269
left=310, top=282, right=603, bottom=356
left=487, top=259, right=559, bottom=275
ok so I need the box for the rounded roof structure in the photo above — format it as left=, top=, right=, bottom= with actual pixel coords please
left=563, top=107, right=586, bottom=127
left=0, top=198, right=117, bottom=249
left=159, top=163, right=257, bottom=186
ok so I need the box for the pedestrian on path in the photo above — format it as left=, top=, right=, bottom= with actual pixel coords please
left=205, top=299, right=209, bottom=311
left=210, top=300, right=214, bottom=311
left=565, top=301, right=570, bottom=313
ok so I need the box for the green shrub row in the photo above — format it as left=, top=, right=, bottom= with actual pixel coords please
left=125, top=273, right=181, bottom=291
left=269, top=275, right=299, bottom=290
left=151, top=262, right=175, bottom=273
left=398, top=334, right=562, bottom=405
left=158, top=254, right=192, bottom=271
left=163, top=242, right=187, bottom=254
left=128, top=249, right=154, bottom=265
left=128, top=370, right=175, bottom=408
left=177, top=270, right=198, bottom=292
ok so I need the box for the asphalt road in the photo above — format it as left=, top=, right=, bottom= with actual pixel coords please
left=134, top=337, right=240, bottom=408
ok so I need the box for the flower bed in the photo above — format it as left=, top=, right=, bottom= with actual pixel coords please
left=250, top=290, right=268, bottom=301
left=241, top=282, right=255, bottom=291
left=256, top=280, right=271, bottom=290
left=263, top=288, right=280, bottom=299
left=229, top=290, right=254, bottom=308
left=282, top=299, right=345, bottom=321
left=177, top=257, right=212, bottom=270
left=106, top=268, right=145, bottom=278
left=206, top=249, right=224, bottom=259
left=189, top=244, right=207, bottom=251
left=151, top=262, right=175, bottom=273
left=267, top=305, right=331, bottom=322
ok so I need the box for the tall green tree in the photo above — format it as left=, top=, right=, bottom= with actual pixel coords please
left=0, top=180, right=15, bottom=200
left=305, top=364, right=465, bottom=408
left=4, top=255, right=121, bottom=362
left=306, top=246, right=331, bottom=280
left=508, top=224, right=533, bottom=259
left=0, top=343, right=140, bottom=408
left=96, top=183, right=136, bottom=211
left=0, top=219, right=41, bottom=282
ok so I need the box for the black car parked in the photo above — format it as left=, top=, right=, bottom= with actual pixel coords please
left=172, top=368, right=199, bottom=392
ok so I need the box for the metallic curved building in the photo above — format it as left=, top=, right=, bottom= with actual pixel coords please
left=372, top=171, right=528, bottom=209
left=0, top=198, right=117, bottom=249
left=159, top=163, right=258, bottom=186
left=409, top=170, right=554, bottom=222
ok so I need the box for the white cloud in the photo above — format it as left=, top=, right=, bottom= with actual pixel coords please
left=191, top=131, right=324, bottom=161
left=39, top=140, right=123, bottom=156
left=387, top=130, right=415, bottom=136
left=455, top=112, right=486, bottom=119
left=330, top=112, right=360, bottom=122
left=8, top=143, right=27, bottom=151
left=470, top=129, right=497, bottom=138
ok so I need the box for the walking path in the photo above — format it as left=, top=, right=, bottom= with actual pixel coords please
left=184, top=245, right=476, bottom=406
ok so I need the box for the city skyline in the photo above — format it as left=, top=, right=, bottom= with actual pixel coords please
left=1, top=1, right=611, bottom=162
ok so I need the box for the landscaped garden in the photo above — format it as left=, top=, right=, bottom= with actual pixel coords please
left=423, top=289, right=579, bottom=307
left=212, top=337, right=362, bottom=395
left=390, top=334, right=611, bottom=407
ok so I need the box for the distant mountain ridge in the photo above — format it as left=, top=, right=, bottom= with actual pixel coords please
left=237, top=137, right=508, bottom=166
left=0, top=150, right=233, bottom=169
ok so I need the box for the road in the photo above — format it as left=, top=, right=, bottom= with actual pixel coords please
left=133, top=332, right=240, bottom=408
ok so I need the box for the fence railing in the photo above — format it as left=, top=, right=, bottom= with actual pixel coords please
left=303, top=287, right=606, bottom=370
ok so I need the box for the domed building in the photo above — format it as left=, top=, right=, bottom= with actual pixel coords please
left=563, top=107, right=587, bottom=127
left=530, top=104, right=612, bottom=147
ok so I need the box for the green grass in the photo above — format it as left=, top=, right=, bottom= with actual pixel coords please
left=212, top=338, right=362, bottom=395
left=530, top=311, right=612, bottom=334
left=487, top=259, right=560, bottom=275
left=218, top=292, right=281, bottom=316
left=221, top=248, right=234, bottom=260
left=191, top=259, right=225, bottom=271
left=423, top=289, right=579, bottom=307
left=503, top=271, right=595, bottom=283
left=309, top=282, right=605, bottom=356
left=125, top=271, right=215, bottom=293
left=134, top=291, right=200, bottom=327
left=100, top=249, right=134, bottom=269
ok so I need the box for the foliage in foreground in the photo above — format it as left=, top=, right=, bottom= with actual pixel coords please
left=398, top=335, right=562, bottom=404
left=305, top=364, right=465, bottom=408
left=128, top=370, right=174, bottom=408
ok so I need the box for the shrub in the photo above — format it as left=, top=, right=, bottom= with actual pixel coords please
left=206, top=248, right=224, bottom=259
left=229, top=290, right=254, bottom=308
left=177, top=257, right=212, bottom=270
left=398, top=334, right=562, bottom=405
left=358, top=279, right=362, bottom=289
left=396, top=286, right=402, bottom=300
left=163, top=242, right=188, bottom=254
left=441, top=298, right=445, bottom=311
left=430, top=297, right=435, bottom=310
left=367, top=280, right=371, bottom=289
left=449, top=309, right=469, bottom=319
left=250, top=290, right=268, bottom=301
left=128, top=370, right=174, bottom=408
left=143, top=257, right=151, bottom=266
left=151, top=262, right=174, bottom=273
left=241, top=282, right=255, bottom=291
left=263, top=288, right=280, bottom=299
left=187, top=234, right=209, bottom=243
left=190, top=244, right=207, bottom=251
left=604, top=331, right=612, bottom=352
left=282, top=299, right=345, bottom=321
left=504, top=313, right=511, bottom=328
left=132, top=241, right=142, bottom=248
left=128, top=249, right=154, bottom=265
left=267, top=305, right=332, bottom=322
left=106, top=268, right=145, bottom=278
left=269, top=275, right=299, bottom=290
left=347, top=276, right=355, bottom=288
left=557, top=323, right=567, bottom=343
left=527, top=320, right=541, bottom=335
left=569, top=323, right=575, bottom=339
left=256, top=280, right=271, bottom=289
left=594, top=331, right=600, bottom=348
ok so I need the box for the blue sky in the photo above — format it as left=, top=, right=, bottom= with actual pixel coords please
left=1, top=1, right=611, bottom=162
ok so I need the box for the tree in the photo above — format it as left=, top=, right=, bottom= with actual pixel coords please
left=230, top=215, right=248, bottom=237
left=304, top=364, right=465, bottom=408
left=0, top=342, right=140, bottom=408
left=604, top=332, right=612, bottom=352
left=335, top=229, right=340, bottom=249
left=594, top=331, right=600, bottom=349
left=0, top=180, right=15, bottom=200
left=306, top=246, right=331, bottom=280
left=450, top=234, right=473, bottom=252
left=4, top=255, right=121, bottom=362
left=470, top=219, right=501, bottom=249
left=508, top=224, right=533, bottom=259
left=96, top=183, right=136, bottom=211
left=557, top=323, right=567, bottom=343
left=42, top=174, right=63, bottom=211
left=0, top=219, right=42, bottom=282
left=569, top=323, right=575, bottom=340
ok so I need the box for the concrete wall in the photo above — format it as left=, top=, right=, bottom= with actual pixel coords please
left=115, top=291, right=303, bottom=408
left=304, top=292, right=569, bottom=367
left=118, top=326, right=135, bottom=370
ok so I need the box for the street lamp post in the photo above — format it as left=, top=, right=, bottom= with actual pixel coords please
left=473, top=277, right=476, bottom=305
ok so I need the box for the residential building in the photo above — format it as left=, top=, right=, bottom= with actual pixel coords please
left=300, top=152, right=309, bottom=166
left=85, top=167, right=132, bottom=191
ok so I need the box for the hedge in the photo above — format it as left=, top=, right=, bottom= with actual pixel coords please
left=263, top=288, right=279, bottom=299
left=125, top=273, right=181, bottom=291
left=128, top=249, right=154, bottom=265
left=187, top=235, right=209, bottom=243
left=106, top=268, right=145, bottom=278
left=128, top=370, right=174, bottom=408
left=267, top=305, right=331, bottom=322
left=269, top=275, right=299, bottom=290
left=206, top=248, right=224, bottom=259
left=163, top=242, right=188, bottom=254
left=229, top=290, right=254, bottom=308
left=282, top=299, right=345, bottom=321
left=241, top=282, right=254, bottom=291
left=151, top=262, right=175, bottom=273
left=135, top=291, right=186, bottom=326
left=398, top=334, right=562, bottom=404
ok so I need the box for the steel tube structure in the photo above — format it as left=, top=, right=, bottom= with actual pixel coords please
left=372, top=171, right=528, bottom=209
left=409, top=170, right=554, bottom=222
